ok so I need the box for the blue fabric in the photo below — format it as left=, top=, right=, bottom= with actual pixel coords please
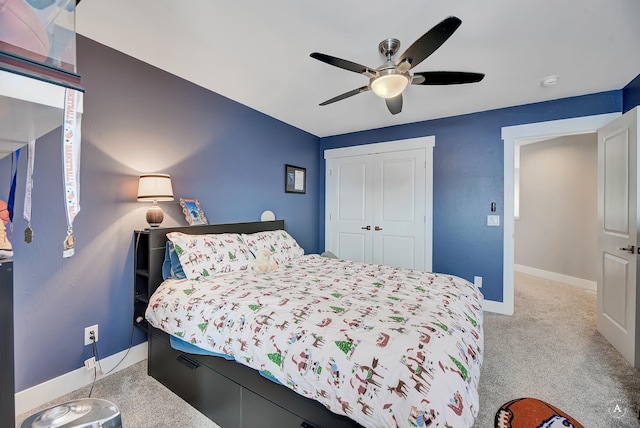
left=170, top=335, right=234, bottom=360
left=162, top=241, right=187, bottom=280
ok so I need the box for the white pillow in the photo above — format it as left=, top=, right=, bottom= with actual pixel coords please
left=242, top=230, right=304, bottom=265
left=166, top=232, right=254, bottom=279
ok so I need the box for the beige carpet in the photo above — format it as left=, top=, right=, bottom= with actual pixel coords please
left=16, top=272, right=640, bottom=427
left=15, top=359, right=218, bottom=428
left=474, top=272, right=639, bottom=428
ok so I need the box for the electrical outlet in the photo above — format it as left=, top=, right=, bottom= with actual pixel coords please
left=84, top=357, right=96, bottom=370
left=84, top=324, right=98, bottom=346
left=474, top=276, right=483, bottom=288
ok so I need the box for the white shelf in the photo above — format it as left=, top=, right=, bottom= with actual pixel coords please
left=0, top=70, right=83, bottom=159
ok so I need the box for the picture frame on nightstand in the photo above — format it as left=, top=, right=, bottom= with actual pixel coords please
left=180, top=198, right=208, bottom=225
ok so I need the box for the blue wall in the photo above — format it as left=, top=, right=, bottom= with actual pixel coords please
left=319, top=91, right=622, bottom=302
left=623, top=73, right=640, bottom=113
left=0, top=36, right=320, bottom=391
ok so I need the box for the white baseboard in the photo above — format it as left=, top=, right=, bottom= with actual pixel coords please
left=15, top=341, right=148, bottom=417
left=515, top=264, right=597, bottom=292
left=482, top=299, right=513, bottom=315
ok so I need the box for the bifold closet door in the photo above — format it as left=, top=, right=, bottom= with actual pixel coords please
left=326, top=148, right=427, bottom=270
left=372, top=149, right=426, bottom=270
left=326, top=155, right=374, bottom=264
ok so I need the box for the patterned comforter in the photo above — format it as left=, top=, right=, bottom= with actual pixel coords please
left=146, top=254, right=484, bottom=428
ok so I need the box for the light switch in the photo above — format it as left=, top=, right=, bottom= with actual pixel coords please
left=487, top=215, right=500, bottom=226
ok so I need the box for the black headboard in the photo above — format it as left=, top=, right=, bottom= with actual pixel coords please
left=139, top=220, right=285, bottom=300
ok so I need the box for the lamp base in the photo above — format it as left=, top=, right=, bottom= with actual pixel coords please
left=146, top=204, right=164, bottom=228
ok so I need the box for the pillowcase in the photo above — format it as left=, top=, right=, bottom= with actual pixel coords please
left=166, top=232, right=254, bottom=279
left=242, top=230, right=304, bottom=265
left=162, top=241, right=187, bottom=280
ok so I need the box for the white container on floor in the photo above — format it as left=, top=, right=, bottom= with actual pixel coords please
left=19, top=398, right=121, bottom=428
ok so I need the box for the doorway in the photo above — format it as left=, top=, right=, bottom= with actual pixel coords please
left=498, top=112, right=621, bottom=315
left=514, top=133, right=598, bottom=292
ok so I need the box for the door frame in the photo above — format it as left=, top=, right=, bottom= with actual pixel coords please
left=499, top=113, right=620, bottom=315
left=324, top=136, right=435, bottom=271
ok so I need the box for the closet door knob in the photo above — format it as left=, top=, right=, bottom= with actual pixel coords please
left=361, top=226, right=371, bottom=230
left=619, top=245, right=636, bottom=254
left=374, top=226, right=382, bottom=231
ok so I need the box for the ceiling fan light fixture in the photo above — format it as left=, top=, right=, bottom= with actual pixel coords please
left=371, top=72, right=409, bottom=99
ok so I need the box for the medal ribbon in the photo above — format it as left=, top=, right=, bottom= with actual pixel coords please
left=23, top=139, right=35, bottom=243
left=62, top=88, right=82, bottom=258
left=7, top=148, right=20, bottom=236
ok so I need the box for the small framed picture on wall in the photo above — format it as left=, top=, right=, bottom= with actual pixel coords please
left=285, top=164, right=306, bottom=194
left=180, top=198, right=208, bottom=225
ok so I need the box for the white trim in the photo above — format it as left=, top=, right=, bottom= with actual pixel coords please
left=324, top=136, right=435, bottom=159
left=0, top=70, right=85, bottom=160
left=501, top=113, right=620, bottom=316
left=15, top=342, right=148, bottom=417
left=515, top=264, right=597, bottom=292
left=482, top=299, right=512, bottom=315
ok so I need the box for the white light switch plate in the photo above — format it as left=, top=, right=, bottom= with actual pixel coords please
left=487, top=215, right=500, bottom=226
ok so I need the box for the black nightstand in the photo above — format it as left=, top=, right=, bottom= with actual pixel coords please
left=0, top=260, right=14, bottom=428
left=134, top=231, right=150, bottom=332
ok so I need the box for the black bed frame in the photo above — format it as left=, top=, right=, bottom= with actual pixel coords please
left=135, top=221, right=361, bottom=428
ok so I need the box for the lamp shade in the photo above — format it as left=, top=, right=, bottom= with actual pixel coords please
left=137, top=174, right=174, bottom=202
left=370, top=72, right=409, bottom=99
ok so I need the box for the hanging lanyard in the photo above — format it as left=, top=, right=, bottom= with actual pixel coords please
left=62, top=88, right=82, bottom=258
left=23, top=139, right=35, bottom=243
left=7, top=148, right=20, bottom=236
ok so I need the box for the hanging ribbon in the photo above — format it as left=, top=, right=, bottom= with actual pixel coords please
left=62, top=88, right=82, bottom=258
left=7, top=148, right=20, bottom=236
left=23, top=139, right=35, bottom=243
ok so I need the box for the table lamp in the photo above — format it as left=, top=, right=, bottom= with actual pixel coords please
left=137, top=174, right=173, bottom=227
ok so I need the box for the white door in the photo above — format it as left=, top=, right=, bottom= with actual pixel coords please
left=326, top=155, right=373, bottom=263
left=325, top=137, right=433, bottom=271
left=372, top=149, right=426, bottom=269
left=597, top=106, right=639, bottom=368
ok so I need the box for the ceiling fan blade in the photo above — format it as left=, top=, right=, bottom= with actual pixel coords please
left=396, top=16, right=462, bottom=71
left=310, top=53, right=377, bottom=76
left=319, top=85, right=370, bottom=106
left=385, top=94, right=403, bottom=115
left=412, top=71, right=485, bottom=85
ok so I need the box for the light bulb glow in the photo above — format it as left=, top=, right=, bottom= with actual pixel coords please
left=371, top=73, right=409, bottom=98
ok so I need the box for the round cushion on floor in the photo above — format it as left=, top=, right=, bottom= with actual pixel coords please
left=0, top=0, right=50, bottom=62
left=495, top=397, right=584, bottom=428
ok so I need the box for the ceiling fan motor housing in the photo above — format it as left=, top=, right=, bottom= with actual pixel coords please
left=379, top=38, right=401, bottom=58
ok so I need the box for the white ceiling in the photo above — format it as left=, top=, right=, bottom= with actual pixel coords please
left=75, top=0, right=640, bottom=138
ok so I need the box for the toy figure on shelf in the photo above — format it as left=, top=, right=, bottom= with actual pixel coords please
left=0, top=199, right=13, bottom=259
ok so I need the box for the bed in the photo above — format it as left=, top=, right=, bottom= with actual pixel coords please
left=140, top=221, right=483, bottom=428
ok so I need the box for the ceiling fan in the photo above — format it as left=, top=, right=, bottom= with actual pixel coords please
left=310, top=16, right=484, bottom=115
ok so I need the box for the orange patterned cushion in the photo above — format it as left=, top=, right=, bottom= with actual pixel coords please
left=495, top=398, right=584, bottom=428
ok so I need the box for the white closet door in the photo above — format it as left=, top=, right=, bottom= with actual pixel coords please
left=372, top=149, right=426, bottom=270
left=325, top=137, right=433, bottom=271
left=326, top=155, right=373, bottom=263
